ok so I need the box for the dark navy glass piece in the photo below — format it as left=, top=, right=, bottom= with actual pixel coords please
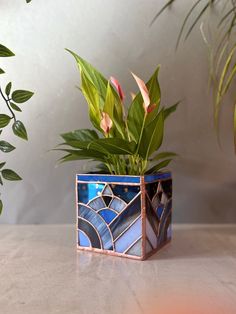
left=98, top=209, right=117, bottom=224
left=161, top=179, right=172, bottom=198
left=77, top=174, right=140, bottom=184
left=111, top=185, right=140, bottom=203
left=157, top=199, right=172, bottom=246
left=110, top=194, right=141, bottom=240
left=145, top=195, right=159, bottom=235
left=103, top=196, right=112, bottom=206
left=79, top=204, right=113, bottom=250
left=78, top=219, right=101, bottom=249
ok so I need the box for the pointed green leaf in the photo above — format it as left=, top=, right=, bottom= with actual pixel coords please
left=61, top=129, right=99, bottom=143
left=146, top=159, right=172, bottom=174
left=0, top=114, right=11, bottom=128
left=0, top=44, right=15, bottom=57
left=10, top=102, right=22, bottom=112
left=5, top=82, right=12, bottom=96
left=12, top=90, right=34, bottom=103
left=0, top=141, right=15, bottom=153
left=80, top=71, right=102, bottom=130
left=150, top=151, right=178, bottom=161
left=1, top=169, right=22, bottom=181
left=12, top=120, right=28, bottom=140
left=0, top=68, right=5, bottom=74
left=164, top=101, right=179, bottom=119
left=0, top=175, right=3, bottom=186
left=0, top=162, right=6, bottom=169
left=0, top=200, right=2, bottom=215
left=138, top=110, right=164, bottom=159
left=88, top=138, right=136, bottom=155
left=66, top=49, right=108, bottom=101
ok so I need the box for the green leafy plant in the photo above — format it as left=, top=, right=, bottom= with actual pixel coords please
left=0, top=44, right=33, bottom=214
left=56, top=50, right=178, bottom=175
left=151, top=0, right=236, bottom=151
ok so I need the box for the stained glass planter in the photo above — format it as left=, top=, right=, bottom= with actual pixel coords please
left=76, top=173, right=172, bottom=260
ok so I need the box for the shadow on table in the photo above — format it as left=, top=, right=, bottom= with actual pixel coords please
left=150, top=225, right=236, bottom=260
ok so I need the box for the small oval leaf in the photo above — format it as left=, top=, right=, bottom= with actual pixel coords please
left=0, top=44, right=15, bottom=57
left=10, top=102, right=22, bottom=112
left=12, top=90, right=34, bottom=103
left=1, top=169, right=22, bottom=181
left=0, top=141, right=15, bottom=153
left=12, top=120, right=28, bottom=140
left=5, top=82, right=12, bottom=96
left=0, top=114, right=11, bottom=128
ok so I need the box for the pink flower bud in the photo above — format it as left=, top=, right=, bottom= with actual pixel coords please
left=131, top=72, right=150, bottom=111
left=100, top=112, right=113, bottom=134
left=110, top=76, right=125, bottom=101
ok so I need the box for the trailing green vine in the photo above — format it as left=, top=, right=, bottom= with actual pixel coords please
left=151, top=0, right=236, bottom=151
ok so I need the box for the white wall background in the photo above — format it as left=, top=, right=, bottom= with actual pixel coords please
left=0, top=0, right=235, bottom=224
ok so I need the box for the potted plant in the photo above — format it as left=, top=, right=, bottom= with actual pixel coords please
left=56, top=50, right=178, bottom=260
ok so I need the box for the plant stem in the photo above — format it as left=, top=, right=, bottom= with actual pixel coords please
left=0, top=86, right=16, bottom=122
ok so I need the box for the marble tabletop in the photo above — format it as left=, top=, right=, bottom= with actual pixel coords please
left=0, top=224, right=236, bottom=314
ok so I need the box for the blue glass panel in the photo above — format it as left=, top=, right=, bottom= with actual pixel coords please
left=110, top=194, right=141, bottom=239
left=88, top=197, right=105, bottom=211
left=77, top=174, right=140, bottom=184
left=157, top=204, right=164, bottom=219
left=78, top=230, right=91, bottom=247
left=78, top=183, right=104, bottom=204
left=144, top=172, right=171, bottom=183
left=79, top=204, right=113, bottom=250
left=111, top=185, right=140, bottom=203
left=114, top=217, right=142, bottom=253
left=98, top=209, right=117, bottom=224
left=78, top=218, right=101, bottom=249
left=103, top=196, right=112, bottom=206
left=109, top=197, right=126, bottom=213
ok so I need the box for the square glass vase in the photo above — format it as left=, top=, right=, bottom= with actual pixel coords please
left=76, top=172, right=172, bottom=260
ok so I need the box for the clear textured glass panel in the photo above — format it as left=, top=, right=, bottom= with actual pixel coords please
left=102, top=185, right=113, bottom=196
left=125, top=238, right=142, bottom=257
left=114, top=217, right=142, bottom=253
left=98, top=209, right=117, bottom=224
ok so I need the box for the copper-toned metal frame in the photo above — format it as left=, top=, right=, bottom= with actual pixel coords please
left=76, top=174, right=172, bottom=261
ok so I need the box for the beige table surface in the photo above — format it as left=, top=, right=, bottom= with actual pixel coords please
left=0, top=224, right=236, bottom=314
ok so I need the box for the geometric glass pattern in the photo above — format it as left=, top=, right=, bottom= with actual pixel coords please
left=76, top=173, right=172, bottom=260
